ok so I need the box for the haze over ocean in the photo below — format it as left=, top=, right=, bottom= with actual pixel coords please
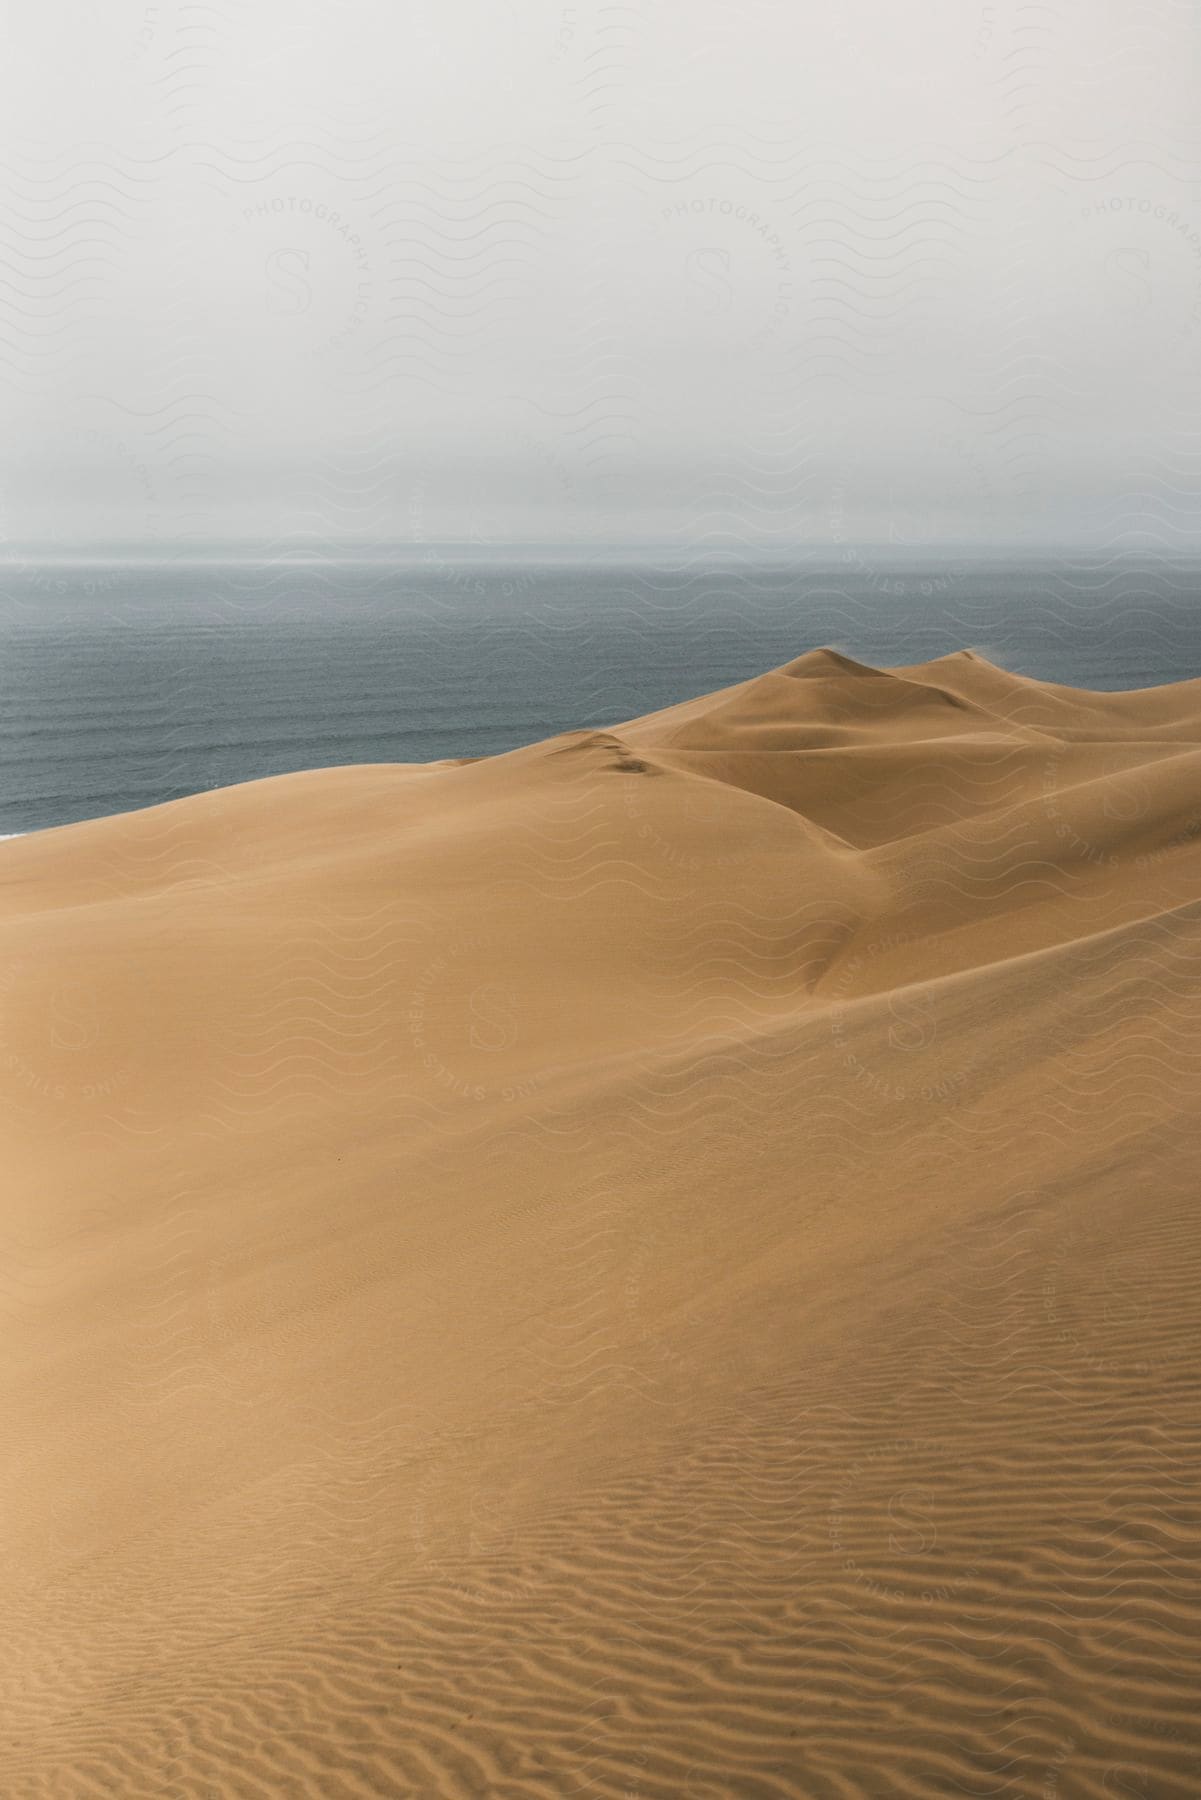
left=4, top=6, right=1200, bottom=616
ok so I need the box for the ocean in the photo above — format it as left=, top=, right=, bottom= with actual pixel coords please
left=3, top=554, right=1200, bottom=835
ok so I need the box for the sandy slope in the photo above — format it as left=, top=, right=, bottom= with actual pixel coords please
left=2, top=648, right=1200, bottom=1799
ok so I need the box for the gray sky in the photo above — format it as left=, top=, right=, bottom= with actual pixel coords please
left=2, top=0, right=1200, bottom=554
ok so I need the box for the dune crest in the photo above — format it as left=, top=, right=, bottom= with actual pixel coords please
left=2, top=651, right=1200, bottom=1798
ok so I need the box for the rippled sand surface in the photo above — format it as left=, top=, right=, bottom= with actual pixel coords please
left=3, top=649, right=1200, bottom=1797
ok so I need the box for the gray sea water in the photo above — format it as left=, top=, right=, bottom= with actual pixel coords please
left=3, top=554, right=1200, bottom=835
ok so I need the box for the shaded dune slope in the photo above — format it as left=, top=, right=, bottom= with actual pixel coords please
left=2, top=650, right=1200, bottom=1798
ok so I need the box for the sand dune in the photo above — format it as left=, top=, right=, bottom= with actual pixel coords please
left=2, top=649, right=1200, bottom=1798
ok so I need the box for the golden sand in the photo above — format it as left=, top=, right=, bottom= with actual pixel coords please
left=2, top=649, right=1199, bottom=1796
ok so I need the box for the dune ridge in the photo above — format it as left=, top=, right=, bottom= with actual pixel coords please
left=2, top=649, right=1200, bottom=1798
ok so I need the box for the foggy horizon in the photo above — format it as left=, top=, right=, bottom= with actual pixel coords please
left=3, top=1, right=1199, bottom=560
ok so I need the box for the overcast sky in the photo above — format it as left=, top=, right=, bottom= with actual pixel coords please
left=2, top=0, right=1199, bottom=554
